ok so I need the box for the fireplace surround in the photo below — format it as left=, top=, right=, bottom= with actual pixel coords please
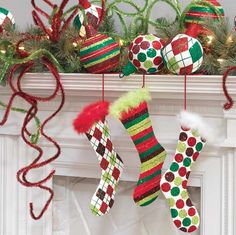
left=0, top=74, right=235, bottom=235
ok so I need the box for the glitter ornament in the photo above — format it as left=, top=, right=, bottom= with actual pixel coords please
left=183, top=0, right=224, bottom=34
left=80, top=25, right=120, bottom=73
left=161, top=33, right=203, bottom=75
left=0, top=7, right=15, bottom=33
left=74, top=0, right=102, bottom=37
left=120, top=34, right=165, bottom=77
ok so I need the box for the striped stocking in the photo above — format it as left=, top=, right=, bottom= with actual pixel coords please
left=110, top=88, right=167, bottom=206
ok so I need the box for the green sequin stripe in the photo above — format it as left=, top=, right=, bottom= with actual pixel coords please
left=139, top=143, right=163, bottom=159
left=184, top=16, right=205, bottom=23
left=187, top=5, right=224, bottom=15
left=137, top=169, right=162, bottom=186
left=83, top=48, right=120, bottom=67
left=123, top=112, right=149, bottom=129
left=133, top=131, right=154, bottom=145
left=80, top=38, right=115, bottom=57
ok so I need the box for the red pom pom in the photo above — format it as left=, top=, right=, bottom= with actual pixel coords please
left=73, top=101, right=110, bottom=133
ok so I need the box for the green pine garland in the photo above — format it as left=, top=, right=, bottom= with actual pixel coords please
left=0, top=0, right=235, bottom=76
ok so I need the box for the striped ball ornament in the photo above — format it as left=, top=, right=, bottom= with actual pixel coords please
left=80, top=33, right=120, bottom=73
left=184, top=0, right=224, bottom=28
left=0, top=7, right=15, bottom=33
left=161, top=34, right=203, bottom=75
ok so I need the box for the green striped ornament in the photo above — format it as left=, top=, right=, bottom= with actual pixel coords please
left=80, top=33, right=120, bottom=73
left=184, top=0, right=224, bottom=28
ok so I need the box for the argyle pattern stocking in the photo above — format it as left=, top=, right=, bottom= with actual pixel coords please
left=73, top=101, right=124, bottom=216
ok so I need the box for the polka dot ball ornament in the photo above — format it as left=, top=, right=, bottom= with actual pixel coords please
left=0, top=7, right=15, bottom=33
left=79, top=25, right=120, bottom=73
left=161, top=33, right=203, bottom=75
left=160, top=111, right=211, bottom=233
left=73, top=0, right=102, bottom=37
left=182, top=0, right=224, bottom=35
left=120, top=34, right=165, bottom=77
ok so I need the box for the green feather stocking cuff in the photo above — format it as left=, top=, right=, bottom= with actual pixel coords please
left=110, top=87, right=151, bottom=119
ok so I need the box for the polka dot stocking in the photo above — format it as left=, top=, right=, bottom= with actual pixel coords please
left=160, top=125, right=206, bottom=233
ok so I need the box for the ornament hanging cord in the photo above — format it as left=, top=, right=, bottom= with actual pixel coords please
left=102, top=73, right=105, bottom=102
left=184, top=73, right=187, bottom=111
left=142, top=74, right=146, bottom=88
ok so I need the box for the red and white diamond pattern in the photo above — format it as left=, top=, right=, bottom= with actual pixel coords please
left=0, top=10, right=15, bottom=31
left=86, top=120, right=124, bottom=216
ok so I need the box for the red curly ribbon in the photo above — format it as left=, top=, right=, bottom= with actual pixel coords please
left=2, top=58, right=65, bottom=220
left=32, top=0, right=79, bottom=42
left=222, top=66, right=236, bottom=110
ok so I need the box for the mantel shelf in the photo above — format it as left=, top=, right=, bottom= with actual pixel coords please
left=0, top=73, right=235, bottom=101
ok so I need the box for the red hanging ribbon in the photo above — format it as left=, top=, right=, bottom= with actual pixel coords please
left=222, top=66, right=236, bottom=110
left=2, top=58, right=65, bottom=220
left=31, top=0, right=79, bottom=42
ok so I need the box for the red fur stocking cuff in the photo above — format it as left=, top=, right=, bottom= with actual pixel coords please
left=73, top=101, right=110, bottom=133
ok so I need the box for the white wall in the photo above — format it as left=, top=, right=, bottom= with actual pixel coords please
left=0, top=0, right=235, bottom=30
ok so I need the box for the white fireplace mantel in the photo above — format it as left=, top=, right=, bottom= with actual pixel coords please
left=0, top=74, right=236, bottom=235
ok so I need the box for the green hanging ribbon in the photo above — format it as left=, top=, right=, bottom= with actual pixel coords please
left=133, top=0, right=182, bottom=34
left=92, top=0, right=181, bottom=41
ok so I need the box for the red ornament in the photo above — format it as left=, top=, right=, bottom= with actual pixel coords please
left=183, top=0, right=225, bottom=36
left=79, top=25, right=120, bottom=73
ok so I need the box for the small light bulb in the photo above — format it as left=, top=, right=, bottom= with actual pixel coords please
left=207, top=35, right=214, bottom=45
left=72, top=42, right=78, bottom=47
left=227, top=35, right=233, bottom=43
left=217, top=58, right=225, bottom=63
left=119, top=39, right=124, bottom=47
left=0, top=50, right=6, bottom=54
left=19, top=46, right=25, bottom=50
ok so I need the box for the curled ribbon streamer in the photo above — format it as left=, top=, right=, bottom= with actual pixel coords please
left=32, top=0, right=79, bottom=42
left=132, top=0, right=181, bottom=35
left=2, top=57, right=65, bottom=220
left=222, top=66, right=236, bottom=110
left=92, top=0, right=181, bottom=40
left=0, top=100, right=41, bottom=144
